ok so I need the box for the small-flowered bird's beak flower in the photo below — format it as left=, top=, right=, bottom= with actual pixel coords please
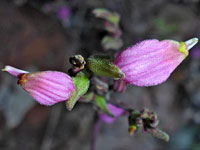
left=114, top=38, right=198, bottom=86
left=2, top=66, right=75, bottom=106
left=99, top=104, right=124, bottom=123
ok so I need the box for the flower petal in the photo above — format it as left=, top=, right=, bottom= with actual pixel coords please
left=2, top=65, right=29, bottom=77
left=100, top=104, right=124, bottom=123
left=18, top=71, right=75, bottom=106
left=185, top=38, right=198, bottom=50
left=114, top=38, right=198, bottom=86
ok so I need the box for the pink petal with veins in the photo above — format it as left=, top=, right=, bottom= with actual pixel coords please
left=3, top=66, right=75, bottom=106
left=114, top=39, right=197, bottom=86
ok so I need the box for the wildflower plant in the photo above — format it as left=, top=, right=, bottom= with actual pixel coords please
left=2, top=8, right=199, bottom=150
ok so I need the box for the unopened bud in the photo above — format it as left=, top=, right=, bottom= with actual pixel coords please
left=87, top=55, right=124, bottom=79
left=69, top=55, right=86, bottom=70
left=147, top=128, right=169, bottom=142
left=129, top=125, right=138, bottom=135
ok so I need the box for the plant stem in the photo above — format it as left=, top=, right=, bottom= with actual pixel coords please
left=91, top=112, right=101, bottom=150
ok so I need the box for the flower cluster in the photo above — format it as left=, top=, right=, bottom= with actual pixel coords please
left=2, top=38, right=198, bottom=108
left=128, top=108, right=169, bottom=142
left=2, top=37, right=198, bottom=143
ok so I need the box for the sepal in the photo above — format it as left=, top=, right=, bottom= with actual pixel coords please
left=87, top=55, right=124, bottom=79
left=94, top=95, right=113, bottom=117
left=66, top=72, right=90, bottom=110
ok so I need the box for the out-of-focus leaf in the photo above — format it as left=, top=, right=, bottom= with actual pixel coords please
left=66, top=72, right=90, bottom=111
left=87, top=55, right=124, bottom=79
left=152, top=18, right=178, bottom=35
left=101, top=36, right=123, bottom=50
left=94, top=95, right=113, bottom=117
left=92, top=8, right=120, bottom=25
left=104, top=21, right=122, bottom=37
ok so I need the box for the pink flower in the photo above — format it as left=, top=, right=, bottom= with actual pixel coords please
left=2, top=66, right=75, bottom=106
left=114, top=38, right=198, bottom=86
left=100, top=104, right=124, bottom=123
left=57, top=6, right=70, bottom=21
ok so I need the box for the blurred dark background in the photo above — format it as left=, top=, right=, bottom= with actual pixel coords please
left=0, top=0, right=200, bottom=150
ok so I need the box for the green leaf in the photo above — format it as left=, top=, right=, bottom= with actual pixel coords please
left=66, top=72, right=90, bottom=111
left=92, top=8, right=120, bottom=25
left=94, top=95, right=113, bottom=117
left=86, top=55, right=124, bottom=79
left=101, top=36, right=123, bottom=50
left=79, top=92, right=95, bottom=103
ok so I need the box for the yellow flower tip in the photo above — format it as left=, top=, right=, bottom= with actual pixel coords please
left=178, top=42, right=188, bottom=58
left=1, top=68, right=6, bottom=72
left=179, top=38, right=199, bottom=58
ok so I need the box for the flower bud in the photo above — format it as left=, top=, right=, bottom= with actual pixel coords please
left=114, top=38, right=198, bottom=86
left=3, top=66, right=75, bottom=106
left=129, top=125, right=138, bottom=135
left=87, top=55, right=124, bottom=79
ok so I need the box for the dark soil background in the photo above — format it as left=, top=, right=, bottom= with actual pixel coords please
left=0, top=0, right=200, bottom=150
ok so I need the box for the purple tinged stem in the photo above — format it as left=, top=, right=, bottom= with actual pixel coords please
left=91, top=113, right=101, bottom=150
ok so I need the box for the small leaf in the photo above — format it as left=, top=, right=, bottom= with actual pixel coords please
left=104, top=21, right=121, bottom=37
left=66, top=72, right=90, bottom=111
left=147, top=128, right=169, bottom=142
left=87, top=55, right=124, bottom=79
left=79, top=92, right=95, bottom=103
left=92, top=8, right=120, bottom=25
left=94, top=95, right=113, bottom=117
left=101, top=36, right=123, bottom=50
